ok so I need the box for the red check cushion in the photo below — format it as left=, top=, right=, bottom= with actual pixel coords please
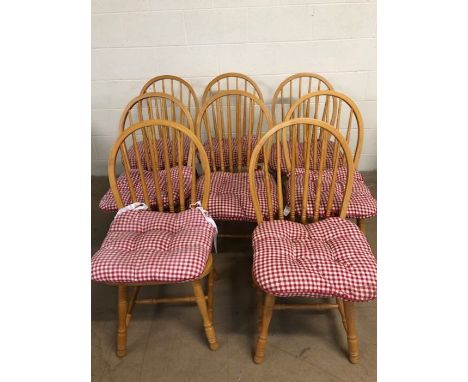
left=127, top=138, right=191, bottom=171
left=99, top=167, right=193, bottom=212
left=269, top=140, right=344, bottom=174
left=252, top=217, right=377, bottom=301
left=203, top=136, right=260, bottom=170
left=285, top=167, right=377, bottom=219
left=91, top=209, right=216, bottom=283
left=197, top=171, right=278, bottom=221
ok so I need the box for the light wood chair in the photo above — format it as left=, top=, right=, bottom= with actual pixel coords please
left=248, top=118, right=377, bottom=364
left=195, top=90, right=275, bottom=225
left=202, top=73, right=264, bottom=104
left=140, top=75, right=199, bottom=121
left=284, top=90, right=375, bottom=234
left=92, top=120, right=219, bottom=357
left=271, top=73, right=334, bottom=124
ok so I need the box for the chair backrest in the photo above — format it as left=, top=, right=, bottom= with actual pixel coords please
left=249, top=118, right=354, bottom=224
left=108, top=120, right=211, bottom=212
left=196, top=90, right=273, bottom=173
left=140, top=75, right=199, bottom=120
left=119, top=92, right=194, bottom=132
left=201, top=73, right=264, bottom=104
left=271, top=73, right=334, bottom=124
left=285, top=90, right=364, bottom=167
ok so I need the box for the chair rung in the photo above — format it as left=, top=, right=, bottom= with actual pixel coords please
left=273, top=303, right=338, bottom=311
left=135, top=296, right=207, bottom=305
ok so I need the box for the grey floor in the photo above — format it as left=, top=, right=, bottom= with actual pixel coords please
left=92, top=172, right=377, bottom=382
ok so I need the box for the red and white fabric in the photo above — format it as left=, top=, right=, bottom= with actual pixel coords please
left=203, top=136, right=261, bottom=170
left=99, top=167, right=193, bottom=212
left=285, top=167, right=377, bottom=219
left=196, top=171, right=278, bottom=221
left=91, top=209, right=216, bottom=283
left=269, top=140, right=344, bottom=174
left=252, top=217, right=377, bottom=301
left=127, top=138, right=191, bottom=171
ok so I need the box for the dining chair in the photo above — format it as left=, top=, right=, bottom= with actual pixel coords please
left=92, top=120, right=219, bottom=357
left=201, top=73, right=264, bottom=104
left=195, top=90, right=276, bottom=224
left=140, top=74, right=199, bottom=121
left=248, top=118, right=377, bottom=364
left=99, top=93, right=195, bottom=212
left=271, top=73, right=334, bottom=124
left=282, top=90, right=376, bottom=233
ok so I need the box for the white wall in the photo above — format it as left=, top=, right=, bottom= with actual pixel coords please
left=92, top=0, right=376, bottom=175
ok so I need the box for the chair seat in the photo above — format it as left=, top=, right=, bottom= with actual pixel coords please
left=196, top=171, right=278, bottom=222
left=252, top=217, right=377, bottom=301
left=99, top=167, right=193, bottom=212
left=91, top=209, right=216, bottom=284
left=269, top=140, right=344, bottom=174
left=286, top=167, right=377, bottom=219
left=127, top=138, right=191, bottom=171
left=203, top=136, right=260, bottom=170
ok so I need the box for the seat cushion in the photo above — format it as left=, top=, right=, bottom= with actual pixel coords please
left=285, top=167, right=377, bottom=219
left=91, top=209, right=216, bottom=283
left=127, top=138, right=191, bottom=171
left=197, top=171, right=278, bottom=221
left=99, top=167, right=193, bottom=212
left=269, top=140, right=344, bottom=174
left=252, top=218, right=377, bottom=301
left=203, top=136, right=260, bottom=170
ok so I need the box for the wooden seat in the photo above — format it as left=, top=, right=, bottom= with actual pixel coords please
left=248, top=118, right=377, bottom=365
left=271, top=73, right=334, bottom=124
left=92, top=120, right=219, bottom=357
left=202, top=73, right=263, bottom=104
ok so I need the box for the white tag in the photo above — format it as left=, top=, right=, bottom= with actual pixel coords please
left=115, top=202, right=149, bottom=218
left=191, top=201, right=218, bottom=253
left=283, top=205, right=291, bottom=216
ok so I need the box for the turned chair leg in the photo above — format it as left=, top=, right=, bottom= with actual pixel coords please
left=336, top=298, right=348, bottom=332
left=126, top=286, right=141, bottom=327
left=193, top=279, right=219, bottom=351
left=343, top=301, right=360, bottom=364
left=207, top=269, right=215, bottom=322
left=357, top=218, right=366, bottom=235
left=254, top=293, right=276, bottom=364
left=255, top=287, right=265, bottom=333
left=116, top=285, right=128, bottom=358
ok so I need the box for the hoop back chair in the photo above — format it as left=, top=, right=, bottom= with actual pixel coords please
left=140, top=75, right=199, bottom=120
left=92, top=120, right=219, bottom=357
left=201, top=73, right=264, bottom=104
left=271, top=73, right=334, bottom=124
left=284, top=91, right=376, bottom=232
left=248, top=118, right=377, bottom=364
left=195, top=90, right=276, bottom=223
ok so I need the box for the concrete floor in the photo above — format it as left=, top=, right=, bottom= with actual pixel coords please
left=92, top=172, right=377, bottom=382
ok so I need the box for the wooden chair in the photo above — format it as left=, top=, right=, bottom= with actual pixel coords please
left=92, top=120, right=219, bottom=357
left=195, top=90, right=276, bottom=224
left=271, top=73, right=334, bottom=124
left=140, top=75, right=199, bottom=121
left=283, top=90, right=376, bottom=234
left=248, top=118, right=377, bottom=364
left=201, top=73, right=264, bottom=104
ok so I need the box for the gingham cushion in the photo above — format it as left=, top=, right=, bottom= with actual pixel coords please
left=99, top=167, right=193, bottom=212
left=252, top=217, right=377, bottom=301
left=127, top=138, right=191, bottom=171
left=196, top=171, right=278, bottom=221
left=203, top=136, right=260, bottom=170
left=91, top=209, right=216, bottom=283
left=285, top=167, right=377, bottom=219
left=269, top=140, right=344, bottom=174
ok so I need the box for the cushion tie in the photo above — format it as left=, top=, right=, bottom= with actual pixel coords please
left=115, top=202, right=149, bottom=218
left=191, top=201, right=218, bottom=253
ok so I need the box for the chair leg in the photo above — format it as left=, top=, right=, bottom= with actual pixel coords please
left=212, top=267, right=219, bottom=281
left=357, top=218, right=366, bottom=235
left=207, top=269, right=215, bottom=322
left=126, top=286, right=141, bottom=327
left=254, top=293, right=275, bottom=364
left=343, top=301, right=360, bottom=364
left=255, top=287, right=265, bottom=333
left=193, top=279, right=219, bottom=351
left=336, top=298, right=348, bottom=332
left=116, top=285, right=128, bottom=358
